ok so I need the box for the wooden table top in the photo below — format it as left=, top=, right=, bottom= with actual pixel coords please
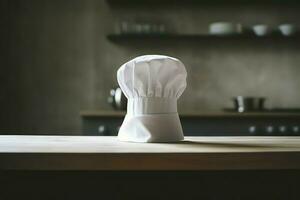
left=1, top=136, right=300, bottom=171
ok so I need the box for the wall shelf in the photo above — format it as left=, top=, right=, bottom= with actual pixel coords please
left=106, top=0, right=300, bottom=6
left=107, top=33, right=299, bottom=42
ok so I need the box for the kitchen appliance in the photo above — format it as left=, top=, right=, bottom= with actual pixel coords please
left=107, top=87, right=127, bottom=110
left=233, top=96, right=265, bottom=112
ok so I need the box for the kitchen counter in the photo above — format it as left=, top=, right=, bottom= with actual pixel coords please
left=80, top=110, right=300, bottom=136
left=1, top=136, right=300, bottom=171
left=80, top=110, right=300, bottom=118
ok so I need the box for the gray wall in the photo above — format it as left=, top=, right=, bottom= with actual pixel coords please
left=1, top=0, right=300, bottom=134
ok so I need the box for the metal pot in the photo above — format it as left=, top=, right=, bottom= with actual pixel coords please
left=107, top=87, right=127, bottom=110
left=233, top=96, right=265, bottom=112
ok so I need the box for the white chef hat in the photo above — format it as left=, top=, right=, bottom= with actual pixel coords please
left=117, top=55, right=187, bottom=143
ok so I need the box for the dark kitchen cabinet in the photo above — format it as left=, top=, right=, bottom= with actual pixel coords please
left=81, top=111, right=300, bottom=136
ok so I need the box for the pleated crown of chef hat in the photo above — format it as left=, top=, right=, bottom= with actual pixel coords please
left=117, top=55, right=187, bottom=143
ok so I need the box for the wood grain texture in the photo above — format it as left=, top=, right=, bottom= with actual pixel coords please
left=0, top=136, right=300, bottom=170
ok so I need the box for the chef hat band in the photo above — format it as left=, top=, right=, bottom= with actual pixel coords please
left=127, top=97, right=177, bottom=115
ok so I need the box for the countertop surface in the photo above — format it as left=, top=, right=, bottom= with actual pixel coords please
left=1, top=136, right=300, bottom=170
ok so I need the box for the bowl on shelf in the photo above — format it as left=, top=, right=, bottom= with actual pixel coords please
left=209, top=22, right=243, bottom=35
left=279, top=24, right=297, bottom=36
left=252, top=24, right=271, bottom=36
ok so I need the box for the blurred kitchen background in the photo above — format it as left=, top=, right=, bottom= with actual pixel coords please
left=1, top=0, right=300, bottom=136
